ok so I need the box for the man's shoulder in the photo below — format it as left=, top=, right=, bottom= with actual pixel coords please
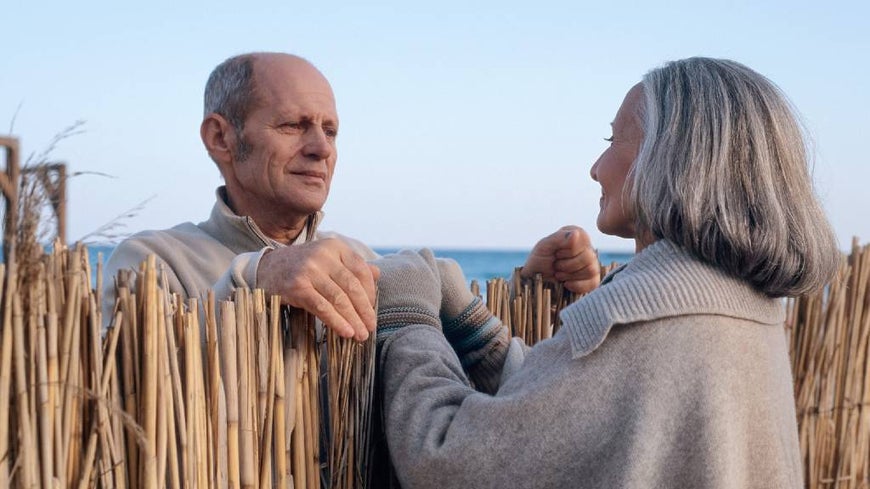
left=107, top=221, right=226, bottom=270
left=117, top=221, right=214, bottom=251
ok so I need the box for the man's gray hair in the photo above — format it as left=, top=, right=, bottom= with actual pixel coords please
left=203, top=54, right=257, bottom=158
left=629, top=57, right=839, bottom=297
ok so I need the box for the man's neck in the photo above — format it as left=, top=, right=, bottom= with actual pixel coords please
left=221, top=190, right=308, bottom=245
left=250, top=216, right=307, bottom=245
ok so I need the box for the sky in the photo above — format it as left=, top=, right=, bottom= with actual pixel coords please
left=2, top=0, right=868, bottom=252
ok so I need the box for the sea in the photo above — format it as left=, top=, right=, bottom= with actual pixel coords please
left=83, top=245, right=633, bottom=289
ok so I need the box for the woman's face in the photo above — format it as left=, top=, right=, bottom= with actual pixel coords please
left=590, top=84, right=645, bottom=240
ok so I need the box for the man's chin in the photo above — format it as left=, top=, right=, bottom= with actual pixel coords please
left=284, top=198, right=327, bottom=217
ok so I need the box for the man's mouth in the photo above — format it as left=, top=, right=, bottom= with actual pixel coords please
left=292, top=171, right=327, bottom=181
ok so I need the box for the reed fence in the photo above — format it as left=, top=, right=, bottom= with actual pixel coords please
left=0, top=242, right=866, bottom=488
left=787, top=239, right=870, bottom=488
left=0, top=244, right=374, bottom=488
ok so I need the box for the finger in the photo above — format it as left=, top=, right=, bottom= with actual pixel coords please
left=562, top=276, right=601, bottom=295
left=310, top=277, right=370, bottom=341
left=553, top=247, right=600, bottom=279
left=290, top=285, right=356, bottom=339
left=332, top=265, right=378, bottom=333
left=553, top=228, right=593, bottom=259
left=532, top=228, right=567, bottom=255
left=340, top=249, right=378, bottom=306
left=526, top=227, right=569, bottom=264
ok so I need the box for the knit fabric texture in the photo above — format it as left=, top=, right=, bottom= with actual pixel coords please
left=378, top=306, right=440, bottom=344
left=374, top=249, right=442, bottom=346
left=560, top=239, right=785, bottom=358
left=443, top=297, right=502, bottom=363
left=102, top=186, right=377, bottom=328
left=379, top=238, right=801, bottom=488
left=441, top=297, right=509, bottom=393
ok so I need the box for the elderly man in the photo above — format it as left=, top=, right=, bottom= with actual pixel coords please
left=103, top=52, right=600, bottom=338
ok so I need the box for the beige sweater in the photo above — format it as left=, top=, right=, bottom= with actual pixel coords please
left=102, top=187, right=376, bottom=319
left=380, top=240, right=802, bottom=488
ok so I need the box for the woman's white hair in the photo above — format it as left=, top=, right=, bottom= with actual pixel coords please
left=630, top=57, right=839, bottom=297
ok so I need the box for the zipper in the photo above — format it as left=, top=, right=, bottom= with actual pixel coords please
left=245, top=216, right=275, bottom=247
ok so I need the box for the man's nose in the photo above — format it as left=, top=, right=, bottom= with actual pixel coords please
left=303, top=127, right=333, bottom=160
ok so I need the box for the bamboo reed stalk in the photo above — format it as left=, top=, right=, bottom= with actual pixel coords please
left=293, top=346, right=307, bottom=489
left=184, top=306, right=197, bottom=488
left=205, top=290, right=223, bottom=489
left=304, top=317, right=320, bottom=489
left=191, top=300, right=210, bottom=489
left=285, top=341, right=298, bottom=487
left=13, top=293, right=38, bottom=487
left=156, top=294, right=170, bottom=489
left=118, top=284, right=140, bottom=488
left=236, top=289, right=257, bottom=489
left=254, top=289, right=269, bottom=435
left=273, top=297, right=289, bottom=489
left=258, top=292, right=279, bottom=489
left=220, top=300, right=241, bottom=489
left=59, top=254, right=81, bottom=486
left=140, top=255, right=160, bottom=489
left=46, top=276, right=60, bottom=485
left=0, top=262, right=15, bottom=487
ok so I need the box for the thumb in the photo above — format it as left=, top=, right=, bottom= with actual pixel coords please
left=554, top=226, right=591, bottom=259
left=533, top=226, right=580, bottom=256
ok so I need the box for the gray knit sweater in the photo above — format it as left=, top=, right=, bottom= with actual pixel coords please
left=102, top=186, right=376, bottom=320
left=380, top=239, right=802, bottom=488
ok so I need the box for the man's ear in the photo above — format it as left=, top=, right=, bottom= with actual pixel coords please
left=201, top=113, right=236, bottom=170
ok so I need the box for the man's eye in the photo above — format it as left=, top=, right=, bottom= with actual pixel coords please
left=281, top=122, right=302, bottom=130
left=604, top=136, right=614, bottom=143
left=324, top=128, right=338, bottom=138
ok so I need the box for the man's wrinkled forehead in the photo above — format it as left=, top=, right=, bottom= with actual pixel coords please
left=249, top=54, right=336, bottom=111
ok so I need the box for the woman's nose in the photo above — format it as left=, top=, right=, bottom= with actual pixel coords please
left=590, top=157, right=601, bottom=182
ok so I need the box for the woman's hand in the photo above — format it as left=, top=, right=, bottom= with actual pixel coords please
left=523, top=225, right=601, bottom=294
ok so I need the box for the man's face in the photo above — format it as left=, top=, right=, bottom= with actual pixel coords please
left=230, top=57, right=339, bottom=223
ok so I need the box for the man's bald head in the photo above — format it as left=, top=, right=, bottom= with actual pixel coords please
left=202, top=52, right=331, bottom=162
left=203, top=52, right=327, bottom=134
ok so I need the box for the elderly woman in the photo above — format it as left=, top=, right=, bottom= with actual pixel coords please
left=373, top=57, right=839, bottom=488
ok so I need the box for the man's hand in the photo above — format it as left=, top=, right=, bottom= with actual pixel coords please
left=257, top=238, right=380, bottom=341
left=522, top=225, right=600, bottom=294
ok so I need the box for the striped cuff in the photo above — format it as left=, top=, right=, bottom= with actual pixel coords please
left=442, top=298, right=503, bottom=367
left=377, top=306, right=440, bottom=345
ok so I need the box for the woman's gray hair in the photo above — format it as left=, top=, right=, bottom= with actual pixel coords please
left=203, top=54, right=257, bottom=159
left=630, top=57, right=839, bottom=297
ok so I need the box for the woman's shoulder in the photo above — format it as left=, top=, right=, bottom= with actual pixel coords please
left=559, top=240, right=785, bottom=358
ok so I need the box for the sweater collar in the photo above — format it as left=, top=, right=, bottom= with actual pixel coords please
left=559, top=239, right=785, bottom=358
left=197, top=186, right=324, bottom=254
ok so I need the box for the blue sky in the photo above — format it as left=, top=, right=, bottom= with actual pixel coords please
left=2, top=0, right=868, bottom=251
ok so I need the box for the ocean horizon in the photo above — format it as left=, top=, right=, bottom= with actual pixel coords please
left=80, top=245, right=633, bottom=289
